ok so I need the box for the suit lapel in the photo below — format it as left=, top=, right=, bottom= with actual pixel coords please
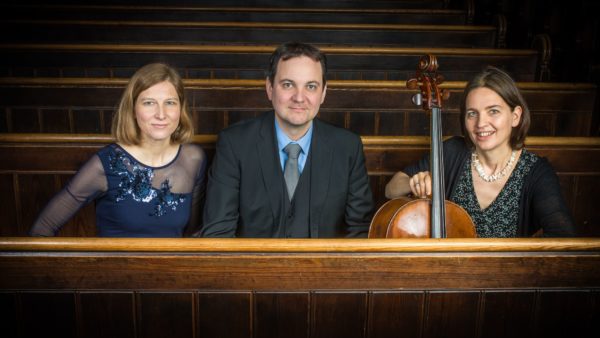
left=256, top=112, right=284, bottom=220
left=309, top=119, right=333, bottom=237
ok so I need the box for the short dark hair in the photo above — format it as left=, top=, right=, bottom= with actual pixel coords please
left=459, top=66, right=530, bottom=149
left=266, top=42, right=327, bottom=87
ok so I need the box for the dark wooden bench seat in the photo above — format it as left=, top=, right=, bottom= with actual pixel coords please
left=0, top=43, right=540, bottom=81
left=0, top=78, right=595, bottom=137
left=0, top=134, right=598, bottom=237
left=1, top=237, right=599, bottom=338
left=0, top=20, right=498, bottom=48
left=0, top=4, right=471, bottom=25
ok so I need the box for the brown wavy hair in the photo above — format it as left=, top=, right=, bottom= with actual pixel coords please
left=459, top=66, right=530, bottom=150
left=111, top=63, right=193, bottom=145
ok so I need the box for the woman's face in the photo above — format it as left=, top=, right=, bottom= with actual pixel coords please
left=464, top=87, right=522, bottom=153
left=134, top=81, right=181, bottom=144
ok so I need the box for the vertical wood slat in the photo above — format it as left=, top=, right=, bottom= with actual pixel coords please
left=572, top=176, right=600, bottom=236
left=422, top=291, right=480, bottom=338
left=17, top=174, right=57, bottom=236
left=0, top=174, right=17, bottom=236
left=80, top=292, right=136, bottom=338
left=19, top=292, right=77, bottom=338
left=254, top=292, right=309, bottom=338
left=197, top=292, right=251, bottom=338
left=480, top=290, right=536, bottom=338
left=535, top=290, right=599, bottom=338
left=311, top=292, right=367, bottom=338
left=138, top=292, right=194, bottom=338
left=368, top=291, right=425, bottom=338
left=0, top=292, right=18, bottom=338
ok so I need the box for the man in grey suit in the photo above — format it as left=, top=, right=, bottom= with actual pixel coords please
left=200, top=42, right=374, bottom=238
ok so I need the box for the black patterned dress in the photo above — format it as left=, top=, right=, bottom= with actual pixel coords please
left=450, top=150, right=538, bottom=237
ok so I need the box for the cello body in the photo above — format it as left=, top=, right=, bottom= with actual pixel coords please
left=368, top=197, right=477, bottom=238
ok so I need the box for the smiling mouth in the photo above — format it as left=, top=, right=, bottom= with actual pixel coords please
left=476, top=131, right=495, bottom=137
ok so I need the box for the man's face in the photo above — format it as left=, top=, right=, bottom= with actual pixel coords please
left=266, top=55, right=327, bottom=139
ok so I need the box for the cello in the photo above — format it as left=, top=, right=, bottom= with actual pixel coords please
left=368, top=55, right=477, bottom=238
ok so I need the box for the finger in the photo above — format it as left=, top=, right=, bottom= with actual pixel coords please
left=415, top=180, right=426, bottom=198
left=411, top=179, right=419, bottom=196
left=425, top=177, right=432, bottom=197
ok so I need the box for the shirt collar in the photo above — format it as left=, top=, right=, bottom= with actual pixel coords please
left=275, top=119, right=313, bottom=154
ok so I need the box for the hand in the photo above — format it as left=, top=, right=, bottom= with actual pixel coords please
left=410, top=171, right=431, bottom=198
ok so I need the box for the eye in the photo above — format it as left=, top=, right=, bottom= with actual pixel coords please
left=142, top=100, right=156, bottom=106
left=306, top=83, right=318, bottom=91
left=489, top=109, right=500, bottom=115
left=281, top=81, right=293, bottom=89
left=165, top=100, right=179, bottom=106
left=466, top=111, right=477, bottom=118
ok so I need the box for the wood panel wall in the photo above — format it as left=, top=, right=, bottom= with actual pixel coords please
left=1, top=238, right=599, bottom=338
left=1, top=135, right=598, bottom=237
left=0, top=80, right=596, bottom=137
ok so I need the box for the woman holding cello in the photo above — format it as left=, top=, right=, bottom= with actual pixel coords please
left=385, top=66, right=576, bottom=237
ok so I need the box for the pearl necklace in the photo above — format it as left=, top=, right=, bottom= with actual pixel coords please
left=471, top=149, right=517, bottom=182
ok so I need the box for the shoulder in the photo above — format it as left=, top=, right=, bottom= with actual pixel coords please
left=97, top=143, right=118, bottom=156
left=525, top=151, right=555, bottom=178
left=95, top=143, right=121, bottom=164
left=179, top=143, right=206, bottom=161
left=314, top=118, right=362, bottom=145
left=444, top=136, right=470, bottom=154
left=219, top=112, right=270, bottom=140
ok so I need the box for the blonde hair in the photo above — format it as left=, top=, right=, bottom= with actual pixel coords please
left=111, top=63, right=193, bottom=145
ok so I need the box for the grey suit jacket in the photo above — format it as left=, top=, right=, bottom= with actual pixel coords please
left=200, top=111, right=374, bottom=238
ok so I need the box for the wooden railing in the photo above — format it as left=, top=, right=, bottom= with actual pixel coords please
left=0, top=19, right=498, bottom=47
left=0, top=3, right=470, bottom=24
left=1, top=237, right=599, bottom=338
left=0, top=43, right=539, bottom=81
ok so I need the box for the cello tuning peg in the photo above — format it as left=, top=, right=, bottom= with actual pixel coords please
left=412, top=93, right=423, bottom=106
left=406, top=78, right=418, bottom=89
left=442, top=90, right=450, bottom=101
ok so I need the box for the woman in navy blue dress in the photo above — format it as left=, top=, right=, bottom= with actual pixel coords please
left=30, top=63, right=206, bottom=237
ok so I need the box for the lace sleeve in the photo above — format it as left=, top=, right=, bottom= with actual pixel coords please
left=185, top=146, right=207, bottom=237
left=29, top=154, right=107, bottom=236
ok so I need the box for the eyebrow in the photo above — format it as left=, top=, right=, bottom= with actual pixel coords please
left=139, top=96, right=179, bottom=100
left=467, top=104, right=502, bottom=111
left=279, top=79, right=321, bottom=86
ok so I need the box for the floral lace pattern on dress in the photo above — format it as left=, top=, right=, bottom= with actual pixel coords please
left=108, top=149, right=186, bottom=217
left=450, top=150, right=538, bottom=238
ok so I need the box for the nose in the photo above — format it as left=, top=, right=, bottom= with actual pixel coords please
left=476, top=113, right=488, bottom=127
left=292, top=88, right=305, bottom=102
left=155, top=104, right=166, bottom=119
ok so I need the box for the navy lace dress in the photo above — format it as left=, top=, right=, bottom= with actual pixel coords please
left=30, top=143, right=206, bottom=237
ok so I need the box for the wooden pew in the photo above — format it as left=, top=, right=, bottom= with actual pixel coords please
left=1, top=237, right=599, bottom=338
left=0, top=20, right=499, bottom=48
left=0, top=134, right=598, bottom=237
left=0, top=44, right=541, bottom=81
left=0, top=4, right=471, bottom=25
left=0, top=78, right=596, bottom=137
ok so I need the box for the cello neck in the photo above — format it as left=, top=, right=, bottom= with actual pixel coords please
left=406, top=54, right=449, bottom=238
left=430, top=106, right=445, bottom=238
